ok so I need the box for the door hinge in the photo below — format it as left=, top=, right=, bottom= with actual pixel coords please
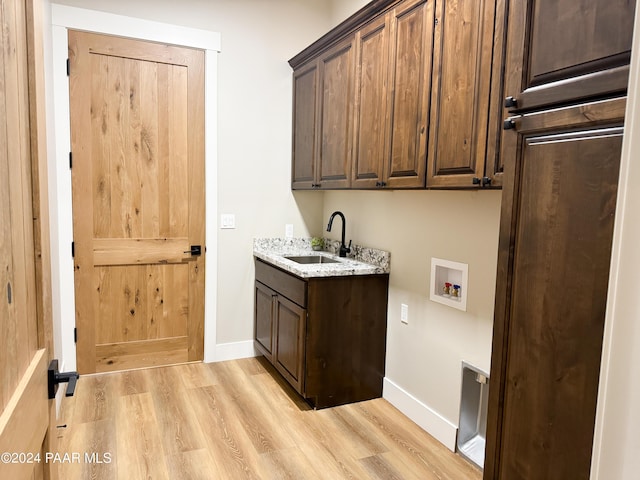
left=71, top=241, right=75, bottom=258
left=74, top=327, right=77, bottom=343
left=66, top=58, right=70, bottom=76
left=69, top=152, right=72, bottom=169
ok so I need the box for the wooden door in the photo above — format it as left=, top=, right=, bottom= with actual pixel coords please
left=291, top=60, right=319, bottom=190
left=316, top=36, right=355, bottom=189
left=351, top=13, right=389, bottom=189
left=385, top=0, right=434, bottom=188
left=274, top=295, right=306, bottom=395
left=69, top=31, right=205, bottom=374
left=1, top=0, right=55, bottom=478
left=485, top=99, right=626, bottom=479
left=503, top=0, right=635, bottom=112
left=427, top=0, right=497, bottom=188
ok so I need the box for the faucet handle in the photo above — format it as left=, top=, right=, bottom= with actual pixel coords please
left=341, top=240, right=352, bottom=257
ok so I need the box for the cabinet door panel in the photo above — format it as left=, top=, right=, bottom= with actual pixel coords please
left=275, top=295, right=306, bottom=394
left=427, top=0, right=496, bottom=188
left=352, top=15, right=389, bottom=188
left=318, top=38, right=354, bottom=189
left=386, top=0, right=434, bottom=188
left=486, top=101, right=624, bottom=478
left=254, top=282, right=275, bottom=361
left=292, top=62, right=319, bottom=189
left=505, top=0, right=635, bottom=111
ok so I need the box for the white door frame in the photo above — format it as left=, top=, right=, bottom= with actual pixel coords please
left=49, top=4, right=220, bottom=370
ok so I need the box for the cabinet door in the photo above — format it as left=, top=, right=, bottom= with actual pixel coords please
left=274, top=295, right=306, bottom=394
left=352, top=14, right=390, bottom=189
left=485, top=99, right=625, bottom=479
left=503, top=0, right=635, bottom=112
left=254, top=281, right=275, bottom=361
left=385, top=0, right=434, bottom=188
left=317, top=37, right=355, bottom=189
left=291, top=61, right=319, bottom=189
left=427, top=0, right=497, bottom=188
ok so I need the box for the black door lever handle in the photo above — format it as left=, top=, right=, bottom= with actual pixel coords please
left=48, top=359, right=80, bottom=399
left=184, top=245, right=202, bottom=256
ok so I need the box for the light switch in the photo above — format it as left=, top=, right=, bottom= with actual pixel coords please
left=401, top=304, right=408, bottom=324
left=220, top=214, right=235, bottom=229
left=285, top=224, right=294, bottom=238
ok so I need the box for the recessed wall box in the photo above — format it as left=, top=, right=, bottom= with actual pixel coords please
left=430, top=257, right=468, bottom=311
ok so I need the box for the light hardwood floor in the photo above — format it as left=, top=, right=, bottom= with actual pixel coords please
left=56, top=357, right=481, bottom=479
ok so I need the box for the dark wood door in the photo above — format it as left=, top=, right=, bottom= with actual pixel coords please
left=291, top=61, right=318, bottom=189
left=385, top=0, right=434, bottom=188
left=352, top=13, right=389, bottom=189
left=485, top=99, right=626, bottom=479
left=274, top=295, right=306, bottom=394
left=254, top=281, right=275, bottom=362
left=503, top=0, right=635, bottom=112
left=317, top=36, right=355, bottom=189
left=427, top=0, right=498, bottom=188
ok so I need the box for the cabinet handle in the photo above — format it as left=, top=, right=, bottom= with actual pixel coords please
left=472, top=177, right=481, bottom=185
left=504, top=96, right=518, bottom=108
left=482, top=176, right=492, bottom=187
left=503, top=118, right=516, bottom=130
left=375, top=181, right=387, bottom=188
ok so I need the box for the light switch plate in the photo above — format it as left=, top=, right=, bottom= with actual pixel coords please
left=220, top=214, right=236, bottom=229
left=285, top=224, right=294, bottom=238
left=401, top=304, right=408, bottom=324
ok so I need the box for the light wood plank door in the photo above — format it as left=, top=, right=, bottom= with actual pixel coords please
left=1, top=0, right=55, bottom=478
left=69, top=31, right=205, bottom=374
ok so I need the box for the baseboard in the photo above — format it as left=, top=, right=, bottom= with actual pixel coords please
left=383, top=377, right=458, bottom=451
left=211, top=340, right=257, bottom=362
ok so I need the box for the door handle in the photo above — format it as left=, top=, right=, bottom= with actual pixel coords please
left=48, top=359, right=79, bottom=399
left=184, top=245, right=202, bottom=257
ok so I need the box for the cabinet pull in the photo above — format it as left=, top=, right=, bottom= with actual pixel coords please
left=503, top=118, right=516, bottom=130
left=504, top=96, right=517, bottom=108
left=482, top=176, right=492, bottom=187
left=472, top=177, right=481, bottom=185
left=375, top=181, right=387, bottom=188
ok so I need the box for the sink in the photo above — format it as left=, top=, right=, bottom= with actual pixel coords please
left=284, top=255, right=341, bottom=265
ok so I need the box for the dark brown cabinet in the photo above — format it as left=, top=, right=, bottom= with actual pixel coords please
left=351, top=0, right=435, bottom=189
left=426, top=0, right=506, bottom=188
left=291, top=0, right=507, bottom=190
left=254, top=258, right=389, bottom=408
left=384, top=0, right=434, bottom=188
left=485, top=0, right=634, bottom=477
left=291, top=37, right=355, bottom=189
left=502, top=0, right=635, bottom=113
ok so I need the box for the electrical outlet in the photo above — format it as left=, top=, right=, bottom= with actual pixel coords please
left=401, top=304, right=408, bottom=324
left=285, top=224, right=294, bottom=238
left=220, top=214, right=236, bottom=229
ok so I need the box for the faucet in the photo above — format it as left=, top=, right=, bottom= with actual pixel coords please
left=326, top=211, right=351, bottom=257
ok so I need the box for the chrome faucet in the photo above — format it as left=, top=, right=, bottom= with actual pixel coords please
left=327, top=211, right=351, bottom=257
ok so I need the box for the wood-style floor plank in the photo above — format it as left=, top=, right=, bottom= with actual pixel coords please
left=57, top=357, right=481, bottom=479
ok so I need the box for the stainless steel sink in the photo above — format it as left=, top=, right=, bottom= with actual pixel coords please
left=284, top=255, right=341, bottom=265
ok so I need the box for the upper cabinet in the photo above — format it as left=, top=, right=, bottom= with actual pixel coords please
left=427, top=0, right=504, bottom=188
left=290, top=0, right=508, bottom=190
left=386, top=0, right=434, bottom=188
left=503, top=0, right=635, bottom=113
left=291, top=37, right=355, bottom=190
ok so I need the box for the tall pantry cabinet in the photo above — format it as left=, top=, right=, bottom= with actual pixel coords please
left=485, top=0, right=636, bottom=479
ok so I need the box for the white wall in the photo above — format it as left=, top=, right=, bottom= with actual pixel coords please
left=323, top=190, right=501, bottom=448
left=591, top=3, right=640, bottom=478
left=50, top=0, right=331, bottom=359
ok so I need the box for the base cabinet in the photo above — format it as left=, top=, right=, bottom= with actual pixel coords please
left=254, top=258, right=389, bottom=408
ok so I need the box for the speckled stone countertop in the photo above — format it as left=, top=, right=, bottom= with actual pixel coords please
left=253, top=238, right=390, bottom=278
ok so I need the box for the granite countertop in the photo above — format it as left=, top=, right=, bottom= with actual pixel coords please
left=253, top=238, right=390, bottom=278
